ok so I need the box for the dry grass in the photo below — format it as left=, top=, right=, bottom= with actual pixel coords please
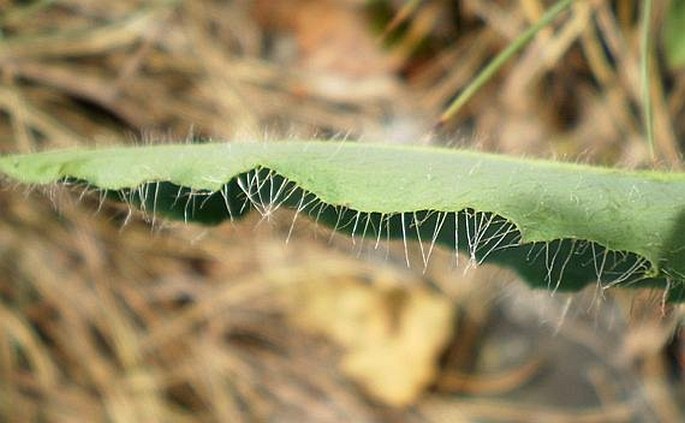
left=0, top=0, right=683, bottom=421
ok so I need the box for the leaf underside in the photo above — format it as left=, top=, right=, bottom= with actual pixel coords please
left=1, top=141, right=684, bottom=301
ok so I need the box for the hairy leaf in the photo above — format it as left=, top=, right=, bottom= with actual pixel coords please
left=1, top=141, right=684, bottom=300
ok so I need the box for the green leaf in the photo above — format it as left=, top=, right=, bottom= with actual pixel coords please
left=664, top=0, right=685, bottom=69
left=1, top=141, right=684, bottom=301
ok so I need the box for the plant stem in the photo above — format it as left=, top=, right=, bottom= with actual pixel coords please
left=641, top=0, right=655, bottom=161
left=438, top=0, right=575, bottom=126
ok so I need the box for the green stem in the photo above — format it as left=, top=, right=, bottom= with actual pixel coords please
left=640, top=0, right=655, bottom=161
left=438, top=0, right=575, bottom=125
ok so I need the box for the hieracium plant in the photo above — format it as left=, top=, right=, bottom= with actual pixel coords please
left=2, top=0, right=685, bottom=303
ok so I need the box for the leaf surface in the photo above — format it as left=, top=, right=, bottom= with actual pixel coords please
left=2, top=141, right=684, bottom=300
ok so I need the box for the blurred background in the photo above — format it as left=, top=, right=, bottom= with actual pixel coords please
left=0, top=0, right=684, bottom=421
